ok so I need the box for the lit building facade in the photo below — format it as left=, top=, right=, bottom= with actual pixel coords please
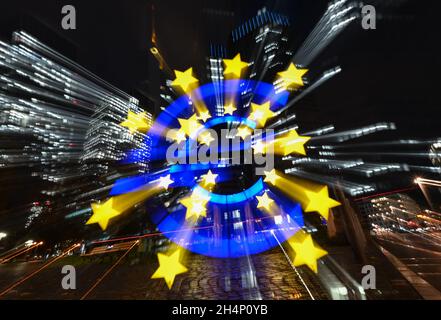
left=358, top=193, right=422, bottom=232
left=0, top=31, right=152, bottom=237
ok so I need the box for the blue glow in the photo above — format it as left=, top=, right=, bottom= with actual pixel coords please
left=152, top=199, right=304, bottom=258
left=110, top=174, right=152, bottom=195
left=120, top=79, right=300, bottom=258
left=123, top=79, right=288, bottom=164
left=194, top=178, right=264, bottom=204
left=204, top=116, right=256, bottom=130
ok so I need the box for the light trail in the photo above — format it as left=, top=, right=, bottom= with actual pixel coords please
left=380, top=215, right=441, bottom=246
left=270, top=230, right=315, bottom=300
left=376, top=236, right=441, bottom=257
left=294, top=0, right=359, bottom=66
left=0, top=245, right=32, bottom=262
left=415, top=177, right=441, bottom=187
left=90, top=226, right=214, bottom=245
left=0, top=242, right=29, bottom=260
left=89, top=214, right=286, bottom=245
left=0, top=242, right=42, bottom=264
left=273, top=67, right=341, bottom=116
left=353, top=187, right=417, bottom=202
left=415, top=178, right=436, bottom=209
left=80, top=241, right=139, bottom=300
left=424, top=209, right=441, bottom=217
left=417, top=215, right=441, bottom=225
left=0, top=243, right=79, bottom=298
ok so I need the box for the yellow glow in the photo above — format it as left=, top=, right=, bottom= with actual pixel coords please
left=172, top=68, right=199, bottom=93
left=201, top=170, right=218, bottom=186
left=236, top=126, right=252, bottom=140
left=178, top=114, right=203, bottom=136
left=256, top=191, right=274, bottom=212
left=224, top=104, right=237, bottom=115
left=87, top=187, right=158, bottom=231
left=199, top=131, right=215, bottom=145
left=266, top=170, right=340, bottom=220
left=249, top=102, right=275, bottom=127
left=180, top=191, right=209, bottom=221
left=151, top=249, right=188, bottom=289
left=87, top=199, right=122, bottom=231
left=158, top=175, right=174, bottom=190
left=223, top=54, right=248, bottom=78
left=302, top=186, right=341, bottom=220
left=170, top=129, right=187, bottom=144
left=120, top=111, right=151, bottom=134
left=197, top=110, right=211, bottom=122
left=274, top=130, right=310, bottom=156
left=264, top=169, right=279, bottom=185
left=277, top=63, right=308, bottom=89
left=287, top=231, right=327, bottom=273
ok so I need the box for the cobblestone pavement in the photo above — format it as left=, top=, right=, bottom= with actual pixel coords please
left=0, top=246, right=328, bottom=300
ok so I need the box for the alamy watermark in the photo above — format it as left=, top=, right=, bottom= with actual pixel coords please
left=361, top=265, right=376, bottom=290
left=361, top=5, right=376, bottom=30
left=61, top=5, right=76, bottom=30
left=166, top=128, right=275, bottom=175
left=61, top=265, right=76, bottom=290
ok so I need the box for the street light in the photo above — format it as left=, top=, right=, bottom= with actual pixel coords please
left=0, top=232, right=7, bottom=240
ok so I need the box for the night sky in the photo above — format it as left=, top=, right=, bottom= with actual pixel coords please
left=0, top=0, right=439, bottom=140
left=0, top=0, right=439, bottom=249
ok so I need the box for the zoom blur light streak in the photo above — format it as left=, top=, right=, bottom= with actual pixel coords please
left=1, top=3, right=439, bottom=291
left=87, top=46, right=441, bottom=291
left=88, top=53, right=344, bottom=291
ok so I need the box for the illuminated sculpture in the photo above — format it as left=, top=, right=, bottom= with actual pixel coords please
left=87, top=55, right=343, bottom=289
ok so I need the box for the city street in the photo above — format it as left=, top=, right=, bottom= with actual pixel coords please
left=0, top=247, right=327, bottom=300
left=0, top=0, right=439, bottom=303
left=376, top=232, right=441, bottom=295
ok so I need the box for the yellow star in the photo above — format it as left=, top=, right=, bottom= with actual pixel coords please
left=224, top=104, right=237, bottom=115
left=120, top=111, right=150, bottom=134
left=180, top=195, right=208, bottom=220
left=249, top=102, right=275, bottom=127
left=256, top=192, right=274, bottom=212
left=223, top=54, right=248, bottom=78
left=87, top=198, right=122, bottom=231
left=197, top=110, right=211, bottom=122
left=172, top=68, right=199, bottom=93
left=186, top=201, right=206, bottom=220
left=199, top=131, right=215, bottom=145
left=178, top=114, right=202, bottom=136
left=151, top=249, right=188, bottom=289
left=201, top=170, right=218, bottom=186
left=277, top=130, right=310, bottom=156
left=236, top=126, right=252, bottom=140
left=287, top=233, right=327, bottom=273
left=158, top=175, right=174, bottom=190
left=171, top=129, right=187, bottom=144
left=264, top=169, right=279, bottom=185
left=277, top=63, right=308, bottom=88
left=303, top=186, right=341, bottom=220
left=86, top=188, right=158, bottom=231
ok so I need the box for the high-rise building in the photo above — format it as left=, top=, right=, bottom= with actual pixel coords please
left=207, top=44, right=227, bottom=116
left=357, top=193, right=422, bottom=232
left=232, top=7, right=292, bottom=86
left=0, top=31, right=152, bottom=240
